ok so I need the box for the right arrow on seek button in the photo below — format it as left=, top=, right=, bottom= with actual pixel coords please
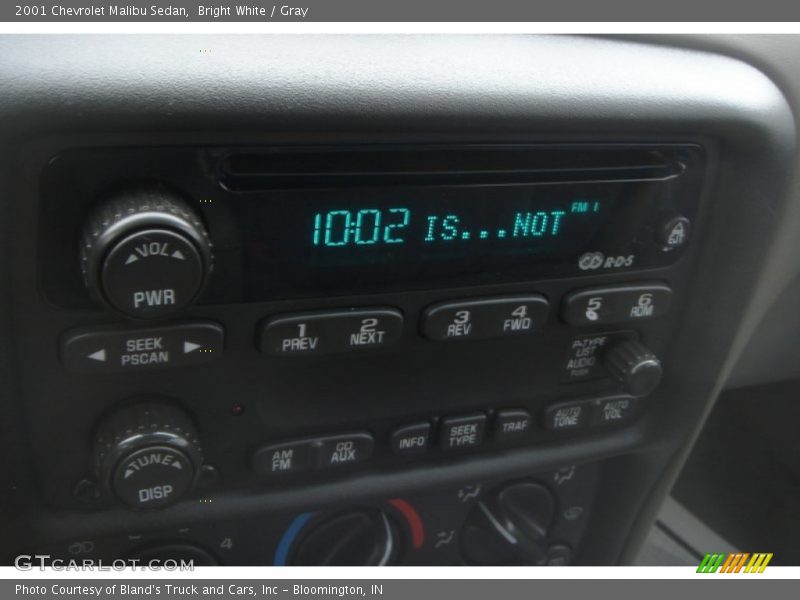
left=183, top=341, right=201, bottom=354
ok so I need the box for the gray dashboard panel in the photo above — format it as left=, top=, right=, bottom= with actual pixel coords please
left=0, top=34, right=795, bottom=565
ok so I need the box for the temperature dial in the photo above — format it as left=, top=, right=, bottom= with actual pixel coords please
left=290, top=510, right=399, bottom=566
left=93, top=402, right=203, bottom=510
left=461, top=481, right=555, bottom=565
left=80, top=186, right=212, bottom=319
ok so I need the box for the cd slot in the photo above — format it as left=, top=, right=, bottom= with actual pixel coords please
left=217, top=146, right=683, bottom=191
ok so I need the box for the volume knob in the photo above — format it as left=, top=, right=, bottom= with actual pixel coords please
left=80, top=185, right=212, bottom=319
left=93, top=402, right=203, bottom=510
left=604, top=340, right=662, bottom=397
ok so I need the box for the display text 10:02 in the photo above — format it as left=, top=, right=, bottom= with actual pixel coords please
left=310, top=202, right=602, bottom=248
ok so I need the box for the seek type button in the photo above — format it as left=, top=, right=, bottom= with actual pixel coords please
left=316, top=432, right=374, bottom=469
left=421, top=295, right=549, bottom=341
left=440, top=413, right=487, bottom=451
left=60, top=321, right=223, bottom=373
left=258, top=308, right=403, bottom=357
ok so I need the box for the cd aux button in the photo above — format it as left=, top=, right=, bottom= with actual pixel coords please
left=421, top=295, right=549, bottom=341
left=258, top=308, right=403, bottom=357
left=316, top=432, right=374, bottom=470
left=560, top=283, right=672, bottom=326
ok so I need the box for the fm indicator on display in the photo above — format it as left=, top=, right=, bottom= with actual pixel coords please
left=311, top=201, right=602, bottom=249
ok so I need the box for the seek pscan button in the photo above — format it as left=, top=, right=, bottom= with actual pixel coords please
left=258, top=308, right=403, bottom=356
left=60, top=321, right=223, bottom=373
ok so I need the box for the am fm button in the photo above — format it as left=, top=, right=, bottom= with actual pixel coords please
left=251, top=440, right=316, bottom=476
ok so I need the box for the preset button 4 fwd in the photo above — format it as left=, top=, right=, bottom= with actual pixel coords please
left=421, top=295, right=549, bottom=341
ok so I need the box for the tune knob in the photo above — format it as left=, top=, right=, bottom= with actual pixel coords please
left=290, top=510, right=400, bottom=566
left=80, top=185, right=213, bottom=319
left=604, top=340, right=663, bottom=397
left=93, top=402, right=203, bottom=510
left=461, top=481, right=555, bottom=565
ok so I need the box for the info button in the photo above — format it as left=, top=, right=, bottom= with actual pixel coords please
left=60, top=321, right=223, bottom=373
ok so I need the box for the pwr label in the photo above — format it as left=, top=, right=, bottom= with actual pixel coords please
left=132, top=288, right=176, bottom=308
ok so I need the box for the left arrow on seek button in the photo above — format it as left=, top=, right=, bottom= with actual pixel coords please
left=87, top=349, right=107, bottom=362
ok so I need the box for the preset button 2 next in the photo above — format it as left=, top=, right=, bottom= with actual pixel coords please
left=258, top=308, right=403, bottom=357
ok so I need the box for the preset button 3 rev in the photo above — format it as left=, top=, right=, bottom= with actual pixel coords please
left=422, top=295, right=549, bottom=341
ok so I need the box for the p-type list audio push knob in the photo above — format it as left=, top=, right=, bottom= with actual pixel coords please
left=93, top=402, right=203, bottom=509
left=80, top=186, right=213, bottom=319
left=604, top=340, right=663, bottom=397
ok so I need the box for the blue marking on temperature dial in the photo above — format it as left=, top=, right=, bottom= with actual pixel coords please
left=274, top=512, right=315, bottom=566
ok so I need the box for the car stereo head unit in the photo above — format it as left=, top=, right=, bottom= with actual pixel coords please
left=40, top=144, right=704, bottom=310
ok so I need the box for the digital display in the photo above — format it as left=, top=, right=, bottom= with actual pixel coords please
left=233, top=180, right=664, bottom=298
left=310, top=203, right=596, bottom=249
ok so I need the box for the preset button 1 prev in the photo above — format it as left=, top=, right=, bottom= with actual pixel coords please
left=258, top=308, right=403, bottom=356
left=60, top=321, right=224, bottom=373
